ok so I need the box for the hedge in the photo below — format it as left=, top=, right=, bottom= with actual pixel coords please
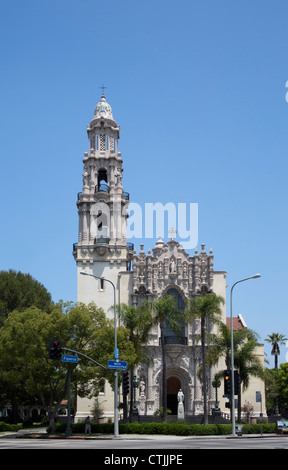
left=53, top=422, right=276, bottom=436
left=0, top=421, right=23, bottom=432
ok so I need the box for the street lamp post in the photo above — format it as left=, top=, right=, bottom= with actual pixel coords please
left=230, top=274, right=261, bottom=436
left=80, top=271, right=119, bottom=439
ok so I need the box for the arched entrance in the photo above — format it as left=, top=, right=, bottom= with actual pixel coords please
left=167, top=377, right=181, bottom=415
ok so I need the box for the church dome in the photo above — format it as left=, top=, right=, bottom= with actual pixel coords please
left=90, top=94, right=117, bottom=128
left=152, top=236, right=165, bottom=255
left=94, top=95, right=114, bottom=120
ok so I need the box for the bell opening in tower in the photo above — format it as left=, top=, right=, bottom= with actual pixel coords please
left=97, top=168, right=109, bottom=193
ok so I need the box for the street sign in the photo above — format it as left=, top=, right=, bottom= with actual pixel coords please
left=115, top=348, right=119, bottom=359
left=108, top=360, right=127, bottom=370
left=62, top=355, right=78, bottom=363
left=256, top=391, right=262, bottom=402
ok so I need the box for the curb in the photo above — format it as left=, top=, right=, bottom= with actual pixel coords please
left=2, top=432, right=286, bottom=440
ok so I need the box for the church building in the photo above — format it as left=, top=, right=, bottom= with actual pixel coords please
left=73, top=94, right=265, bottom=422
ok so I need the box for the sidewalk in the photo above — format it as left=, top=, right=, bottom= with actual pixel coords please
left=0, top=429, right=285, bottom=440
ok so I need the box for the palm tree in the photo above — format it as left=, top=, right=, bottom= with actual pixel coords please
left=265, top=333, right=288, bottom=369
left=118, top=303, right=153, bottom=420
left=234, top=331, right=264, bottom=421
left=206, top=321, right=248, bottom=370
left=208, top=324, right=264, bottom=422
left=140, top=295, right=182, bottom=422
left=184, top=294, right=224, bottom=425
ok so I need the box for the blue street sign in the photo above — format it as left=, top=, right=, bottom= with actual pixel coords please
left=108, top=360, right=127, bottom=370
left=115, top=348, right=119, bottom=359
left=256, top=391, right=262, bottom=402
left=62, top=355, right=78, bottom=363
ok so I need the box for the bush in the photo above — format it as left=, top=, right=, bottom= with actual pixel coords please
left=54, top=421, right=114, bottom=434
left=120, top=422, right=231, bottom=436
left=52, top=421, right=276, bottom=436
left=242, top=423, right=276, bottom=434
left=0, top=421, right=22, bottom=432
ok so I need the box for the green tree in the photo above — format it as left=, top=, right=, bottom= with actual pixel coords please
left=206, top=321, right=249, bottom=370
left=184, top=294, right=224, bottom=425
left=265, top=333, right=288, bottom=369
left=0, top=302, right=137, bottom=431
left=0, top=269, right=52, bottom=317
left=0, top=306, right=66, bottom=428
left=277, top=363, right=288, bottom=413
left=0, top=270, right=53, bottom=419
left=118, top=303, right=153, bottom=420
left=140, top=295, right=182, bottom=422
left=208, top=323, right=264, bottom=422
left=234, top=330, right=264, bottom=421
left=264, top=367, right=282, bottom=415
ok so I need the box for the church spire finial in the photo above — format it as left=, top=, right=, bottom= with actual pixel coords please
left=168, top=227, right=177, bottom=240
left=99, top=84, right=107, bottom=97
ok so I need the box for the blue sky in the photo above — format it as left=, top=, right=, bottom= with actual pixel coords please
left=1, top=0, right=288, bottom=367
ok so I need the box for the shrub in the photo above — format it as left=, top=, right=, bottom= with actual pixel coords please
left=242, top=423, right=276, bottom=434
left=0, top=421, right=22, bottom=432
left=52, top=421, right=276, bottom=436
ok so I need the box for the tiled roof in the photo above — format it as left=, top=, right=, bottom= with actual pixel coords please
left=226, top=314, right=247, bottom=331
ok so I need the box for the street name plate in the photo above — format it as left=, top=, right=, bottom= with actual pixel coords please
left=108, top=360, right=127, bottom=370
left=62, top=355, right=78, bottom=363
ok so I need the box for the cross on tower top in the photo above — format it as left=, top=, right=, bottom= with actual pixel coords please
left=168, top=227, right=177, bottom=240
left=99, top=84, right=107, bottom=96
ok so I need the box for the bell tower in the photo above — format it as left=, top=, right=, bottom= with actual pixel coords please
left=73, top=93, right=133, bottom=312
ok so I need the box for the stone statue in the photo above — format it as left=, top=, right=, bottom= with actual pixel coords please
left=177, top=389, right=184, bottom=403
left=139, top=378, right=146, bottom=415
left=139, top=379, right=146, bottom=397
left=170, top=259, right=176, bottom=273
left=177, top=389, right=184, bottom=420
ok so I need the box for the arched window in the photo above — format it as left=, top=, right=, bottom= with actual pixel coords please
left=98, top=168, right=107, bottom=184
left=96, top=169, right=109, bottom=193
left=164, top=288, right=186, bottom=345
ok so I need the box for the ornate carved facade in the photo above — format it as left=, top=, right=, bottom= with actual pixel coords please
left=129, top=237, right=224, bottom=417
left=131, top=238, right=214, bottom=304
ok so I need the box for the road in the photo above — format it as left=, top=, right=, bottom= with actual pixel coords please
left=1, top=434, right=288, bottom=451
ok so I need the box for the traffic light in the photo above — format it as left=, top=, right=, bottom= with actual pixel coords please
left=224, top=369, right=240, bottom=396
left=49, top=339, right=62, bottom=359
left=224, top=369, right=231, bottom=396
left=225, top=401, right=231, bottom=409
left=122, top=371, right=130, bottom=396
left=234, top=370, right=240, bottom=396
